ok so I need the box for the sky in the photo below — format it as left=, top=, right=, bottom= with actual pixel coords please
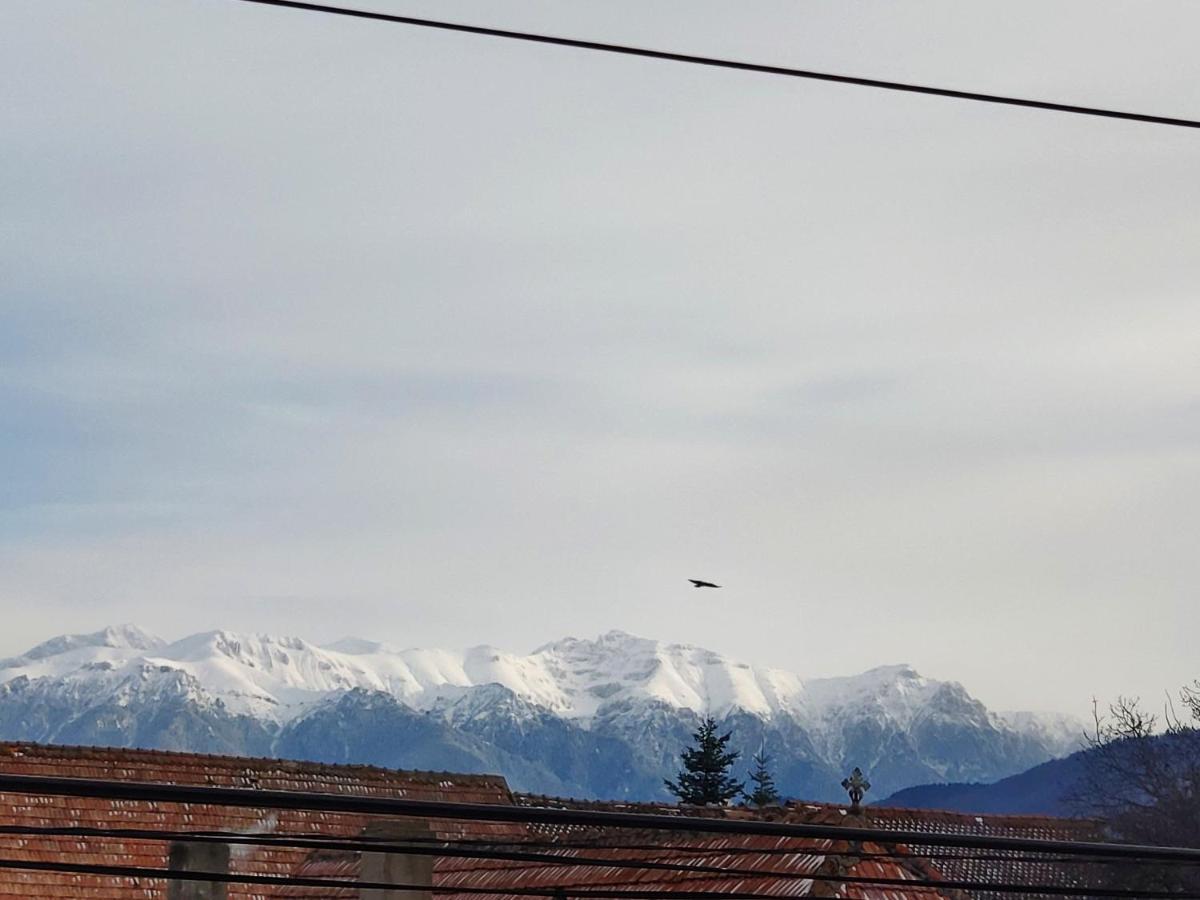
left=2, top=0, right=1198, bottom=716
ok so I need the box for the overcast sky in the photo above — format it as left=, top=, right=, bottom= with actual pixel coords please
left=3, top=0, right=1198, bottom=715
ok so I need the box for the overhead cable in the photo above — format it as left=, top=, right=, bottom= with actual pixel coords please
left=2, top=772, right=1198, bottom=864
left=0, top=856, right=1194, bottom=900
left=232, top=0, right=1200, bottom=130
left=0, top=822, right=1150, bottom=877
left=5, top=822, right=1182, bottom=877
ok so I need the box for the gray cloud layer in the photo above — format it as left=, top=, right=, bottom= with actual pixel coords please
left=2, top=0, right=1198, bottom=713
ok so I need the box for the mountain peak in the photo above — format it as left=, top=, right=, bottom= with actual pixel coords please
left=164, top=629, right=313, bottom=662
left=323, top=637, right=387, bottom=655
left=849, top=663, right=922, bottom=681
left=98, top=624, right=164, bottom=650
left=532, top=628, right=647, bottom=655
left=5, top=624, right=165, bottom=665
left=0, top=624, right=1086, bottom=804
left=598, top=628, right=642, bottom=642
left=0, top=624, right=1081, bottom=740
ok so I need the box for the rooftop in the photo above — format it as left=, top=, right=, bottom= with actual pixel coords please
left=0, top=742, right=518, bottom=899
left=0, top=744, right=1100, bottom=900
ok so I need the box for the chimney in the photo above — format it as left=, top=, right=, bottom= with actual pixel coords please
left=360, top=820, right=435, bottom=900
left=167, top=840, right=230, bottom=900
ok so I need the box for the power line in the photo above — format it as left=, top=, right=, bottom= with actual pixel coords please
left=4, top=822, right=1177, bottom=877
left=0, top=857, right=399, bottom=894
left=0, top=824, right=830, bottom=879
left=0, top=822, right=1129, bottom=875
left=0, top=856, right=1193, bottom=899
left=295, top=830, right=1194, bottom=867
left=231, top=0, right=1200, bottom=130
left=514, top=837, right=1195, bottom=868
left=2, top=772, right=1199, bottom=864
left=87, top=827, right=1120, bottom=866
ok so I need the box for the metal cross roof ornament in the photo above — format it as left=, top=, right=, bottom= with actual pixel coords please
left=841, top=767, right=870, bottom=811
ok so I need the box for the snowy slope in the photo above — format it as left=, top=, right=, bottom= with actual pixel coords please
left=0, top=625, right=1083, bottom=800
left=0, top=626, right=1069, bottom=734
left=0, top=627, right=876, bottom=724
left=998, top=710, right=1086, bottom=758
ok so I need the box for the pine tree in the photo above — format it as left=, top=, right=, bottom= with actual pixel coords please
left=664, top=716, right=745, bottom=805
left=745, top=747, right=780, bottom=807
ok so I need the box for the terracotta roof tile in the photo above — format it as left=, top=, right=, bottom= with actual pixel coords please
left=431, top=834, right=952, bottom=900
left=773, top=802, right=1098, bottom=899
left=0, top=746, right=1099, bottom=900
left=505, top=795, right=1099, bottom=900
left=0, top=742, right=518, bottom=898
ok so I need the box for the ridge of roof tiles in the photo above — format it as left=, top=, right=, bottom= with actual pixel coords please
left=432, top=835, right=956, bottom=900
left=0, top=742, right=511, bottom=789
left=282, top=828, right=956, bottom=900
left=507, top=793, right=1098, bottom=900
left=0, top=745, right=1100, bottom=900
left=0, top=742, right=520, bottom=899
left=512, top=792, right=1094, bottom=834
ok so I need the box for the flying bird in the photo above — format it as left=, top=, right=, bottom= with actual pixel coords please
left=689, top=579, right=721, bottom=589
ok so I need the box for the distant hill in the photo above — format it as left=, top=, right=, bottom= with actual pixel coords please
left=879, top=747, right=1089, bottom=816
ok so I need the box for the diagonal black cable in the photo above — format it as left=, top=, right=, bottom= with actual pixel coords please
left=4, top=822, right=1180, bottom=873
left=230, top=0, right=1200, bottom=130
left=0, top=770, right=1175, bottom=865
left=324, top=831, right=1199, bottom=867
left=0, top=856, right=1194, bottom=899
left=0, top=822, right=1186, bottom=896
left=0, top=824, right=801, bottom=879
left=3, top=771, right=1198, bottom=865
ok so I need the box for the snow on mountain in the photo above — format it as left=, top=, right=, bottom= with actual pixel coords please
left=0, top=625, right=1084, bottom=800
left=0, top=626, right=874, bottom=725
left=526, top=631, right=799, bottom=720
left=999, top=710, right=1086, bottom=758
left=0, top=624, right=165, bottom=670
left=0, top=626, right=1071, bottom=737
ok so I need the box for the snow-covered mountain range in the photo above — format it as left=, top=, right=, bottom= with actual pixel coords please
left=0, top=626, right=1083, bottom=802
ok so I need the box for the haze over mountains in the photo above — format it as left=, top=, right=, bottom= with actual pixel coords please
left=0, top=626, right=1083, bottom=802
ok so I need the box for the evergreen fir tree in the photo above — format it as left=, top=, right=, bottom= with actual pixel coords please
left=664, top=716, right=744, bottom=805
left=745, top=747, right=781, bottom=807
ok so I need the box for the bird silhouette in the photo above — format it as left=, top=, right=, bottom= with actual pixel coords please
left=689, top=579, right=721, bottom=588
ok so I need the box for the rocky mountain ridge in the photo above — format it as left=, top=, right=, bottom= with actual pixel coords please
left=0, top=626, right=1083, bottom=802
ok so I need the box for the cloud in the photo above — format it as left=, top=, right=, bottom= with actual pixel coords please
left=1, top=0, right=1198, bottom=713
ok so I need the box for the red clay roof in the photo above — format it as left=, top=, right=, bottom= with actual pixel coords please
left=0, top=746, right=1099, bottom=900
left=433, top=833, right=954, bottom=900
left=279, top=831, right=954, bottom=900
left=504, top=795, right=1098, bottom=900
left=281, top=797, right=960, bottom=900
left=0, top=742, right=519, bottom=899
left=779, top=803, right=1098, bottom=900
